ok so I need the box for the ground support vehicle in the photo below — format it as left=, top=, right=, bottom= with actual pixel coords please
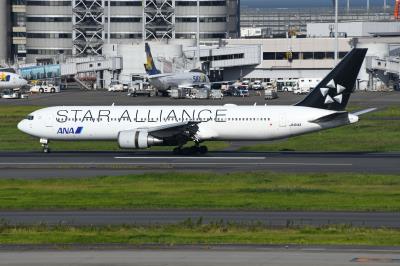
left=264, top=89, right=278, bottom=100
left=30, top=81, right=60, bottom=93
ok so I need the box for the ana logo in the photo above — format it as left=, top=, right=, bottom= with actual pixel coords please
left=57, top=127, right=83, bottom=135
left=320, top=79, right=346, bottom=105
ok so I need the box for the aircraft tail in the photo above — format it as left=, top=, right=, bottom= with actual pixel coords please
left=144, top=43, right=161, bottom=75
left=295, top=48, right=368, bottom=111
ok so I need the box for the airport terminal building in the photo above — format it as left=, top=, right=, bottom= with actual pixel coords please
left=1, top=1, right=399, bottom=91
left=0, top=0, right=240, bottom=64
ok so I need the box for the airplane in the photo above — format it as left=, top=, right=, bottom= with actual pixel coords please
left=18, top=48, right=373, bottom=154
left=0, top=71, right=28, bottom=90
left=144, top=43, right=210, bottom=95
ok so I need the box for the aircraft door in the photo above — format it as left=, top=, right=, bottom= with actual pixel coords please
left=279, top=114, right=286, bottom=127
left=276, top=113, right=292, bottom=138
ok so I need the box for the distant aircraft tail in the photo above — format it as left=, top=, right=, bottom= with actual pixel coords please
left=144, top=43, right=161, bottom=75
left=295, top=48, right=368, bottom=111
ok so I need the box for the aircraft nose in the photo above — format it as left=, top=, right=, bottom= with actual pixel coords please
left=17, top=120, right=28, bottom=133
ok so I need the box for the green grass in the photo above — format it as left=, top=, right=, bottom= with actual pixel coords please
left=0, top=172, right=399, bottom=211
left=0, top=223, right=399, bottom=246
left=1, top=105, right=399, bottom=152
left=240, top=107, right=400, bottom=152
left=0, top=106, right=227, bottom=151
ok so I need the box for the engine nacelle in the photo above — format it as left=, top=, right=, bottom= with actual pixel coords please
left=118, top=130, right=163, bottom=149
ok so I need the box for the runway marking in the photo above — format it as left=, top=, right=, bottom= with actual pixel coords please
left=0, top=162, right=352, bottom=166
left=114, top=156, right=267, bottom=160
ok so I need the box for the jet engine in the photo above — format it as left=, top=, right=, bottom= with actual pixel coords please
left=118, top=130, right=163, bottom=149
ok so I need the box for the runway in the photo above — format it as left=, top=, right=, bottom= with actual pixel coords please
left=0, top=246, right=399, bottom=266
left=1, top=210, right=399, bottom=228
left=0, top=151, right=399, bottom=178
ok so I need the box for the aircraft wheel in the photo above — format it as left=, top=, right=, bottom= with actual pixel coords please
left=173, top=147, right=182, bottom=155
left=43, top=147, right=50, bottom=153
left=199, top=146, right=208, bottom=154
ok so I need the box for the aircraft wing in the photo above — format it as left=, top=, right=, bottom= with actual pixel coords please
left=210, top=80, right=237, bottom=85
left=137, top=121, right=200, bottom=139
left=148, top=73, right=174, bottom=79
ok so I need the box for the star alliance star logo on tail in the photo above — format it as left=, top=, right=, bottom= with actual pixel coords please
left=320, top=79, right=346, bottom=105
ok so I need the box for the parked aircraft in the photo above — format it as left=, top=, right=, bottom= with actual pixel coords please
left=0, top=71, right=28, bottom=90
left=144, top=43, right=210, bottom=95
left=18, top=49, right=373, bottom=154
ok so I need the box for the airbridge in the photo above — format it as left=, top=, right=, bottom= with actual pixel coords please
left=365, top=56, right=400, bottom=91
left=18, top=56, right=123, bottom=89
left=367, top=56, right=400, bottom=76
left=61, top=56, right=122, bottom=76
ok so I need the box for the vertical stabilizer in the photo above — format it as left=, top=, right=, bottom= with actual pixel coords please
left=144, top=43, right=161, bottom=75
left=295, top=48, right=367, bottom=111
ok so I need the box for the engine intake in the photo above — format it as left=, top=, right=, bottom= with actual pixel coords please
left=118, top=130, right=163, bottom=149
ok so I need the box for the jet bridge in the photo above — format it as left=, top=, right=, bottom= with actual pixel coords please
left=60, top=56, right=122, bottom=76
left=367, top=56, right=400, bottom=75
left=365, top=56, right=399, bottom=91
left=18, top=56, right=122, bottom=90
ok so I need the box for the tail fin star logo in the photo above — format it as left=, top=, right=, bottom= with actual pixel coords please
left=320, top=79, right=346, bottom=105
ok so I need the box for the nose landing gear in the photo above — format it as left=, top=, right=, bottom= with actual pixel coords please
left=40, top=138, right=50, bottom=153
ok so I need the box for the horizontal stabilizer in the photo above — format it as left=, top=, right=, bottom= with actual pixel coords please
left=352, top=108, right=377, bottom=116
left=309, top=111, right=349, bottom=123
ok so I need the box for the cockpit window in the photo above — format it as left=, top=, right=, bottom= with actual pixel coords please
left=27, top=115, right=34, bottom=120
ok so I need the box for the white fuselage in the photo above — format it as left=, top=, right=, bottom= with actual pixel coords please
left=17, top=105, right=358, bottom=143
left=149, top=72, right=210, bottom=91
left=0, top=72, right=28, bottom=89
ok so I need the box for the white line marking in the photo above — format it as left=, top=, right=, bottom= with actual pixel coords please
left=0, top=162, right=352, bottom=166
left=114, top=157, right=266, bottom=160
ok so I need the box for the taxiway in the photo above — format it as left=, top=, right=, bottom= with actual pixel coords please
left=0, top=151, right=399, bottom=178
left=0, top=246, right=399, bottom=266
left=0, top=210, right=399, bottom=228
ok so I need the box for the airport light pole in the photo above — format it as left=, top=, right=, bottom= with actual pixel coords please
left=334, top=0, right=339, bottom=64
left=107, top=0, right=111, bottom=44
left=196, top=0, right=200, bottom=69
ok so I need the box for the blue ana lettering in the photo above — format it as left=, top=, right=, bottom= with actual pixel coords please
left=57, top=127, right=83, bottom=135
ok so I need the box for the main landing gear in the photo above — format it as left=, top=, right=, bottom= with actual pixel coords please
left=40, top=138, right=50, bottom=153
left=173, top=145, right=208, bottom=155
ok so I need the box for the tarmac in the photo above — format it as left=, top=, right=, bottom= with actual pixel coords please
left=0, top=151, right=399, bottom=178
left=0, top=210, right=399, bottom=228
left=0, top=89, right=398, bottom=108
left=0, top=246, right=399, bottom=266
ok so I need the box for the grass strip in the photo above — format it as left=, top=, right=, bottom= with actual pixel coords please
left=0, top=222, right=399, bottom=246
left=0, top=105, right=400, bottom=152
left=239, top=107, right=400, bottom=152
left=0, top=172, right=399, bottom=211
